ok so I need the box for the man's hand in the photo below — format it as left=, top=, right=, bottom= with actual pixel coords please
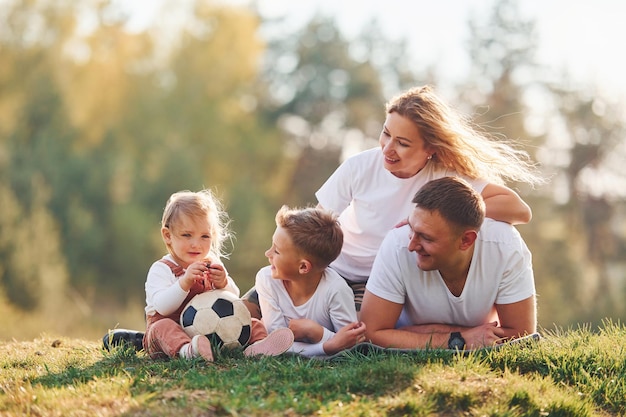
left=461, top=321, right=506, bottom=349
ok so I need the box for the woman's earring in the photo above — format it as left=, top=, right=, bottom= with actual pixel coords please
left=427, top=154, right=433, bottom=160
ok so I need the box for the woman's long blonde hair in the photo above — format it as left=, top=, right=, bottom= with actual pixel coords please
left=386, top=85, right=543, bottom=186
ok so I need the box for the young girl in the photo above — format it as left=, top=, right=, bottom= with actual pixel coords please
left=143, top=189, right=293, bottom=362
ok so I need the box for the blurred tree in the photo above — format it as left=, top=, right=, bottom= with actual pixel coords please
left=256, top=14, right=423, bottom=207
left=457, top=0, right=580, bottom=327
left=544, top=85, right=626, bottom=322
left=459, top=0, right=626, bottom=326
left=0, top=0, right=77, bottom=311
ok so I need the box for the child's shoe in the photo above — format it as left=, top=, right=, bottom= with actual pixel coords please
left=244, top=327, right=294, bottom=357
left=191, top=335, right=214, bottom=362
left=102, top=329, right=144, bottom=351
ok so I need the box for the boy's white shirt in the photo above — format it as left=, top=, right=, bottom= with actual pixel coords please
left=144, top=253, right=240, bottom=317
left=255, top=265, right=357, bottom=357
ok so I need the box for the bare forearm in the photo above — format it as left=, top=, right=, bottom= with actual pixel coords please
left=484, top=194, right=532, bottom=225
left=400, top=323, right=468, bottom=334
left=481, top=183, right=532, bottom=225
left=369, top=328, right=450, bottom=349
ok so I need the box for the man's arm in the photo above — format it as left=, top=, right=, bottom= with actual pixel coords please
left=362, top=290, right=536, bottom=350
left=495, top=295, right=537, bottom=339
left=361, top=290, right=451, bottom=349
left=402, top=296, right=536, bottom=348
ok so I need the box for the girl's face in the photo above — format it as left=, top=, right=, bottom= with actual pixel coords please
left=379, top=112, right=434, bottom=178
left=265, top=226, right=302, bottom=281
left=161, top=213, right=212, bottom=269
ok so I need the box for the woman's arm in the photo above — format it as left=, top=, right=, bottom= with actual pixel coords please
left=481, top=183, right=532, bottom=225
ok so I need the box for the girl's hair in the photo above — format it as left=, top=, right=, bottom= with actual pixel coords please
left=275, top=206, right=343, bottom=270
left=161, top=189, right=232, bottom=258
left=386, top=85, right=543, bottom=186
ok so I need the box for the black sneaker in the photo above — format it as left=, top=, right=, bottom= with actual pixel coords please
left=102, top=329, right=144, bottom=351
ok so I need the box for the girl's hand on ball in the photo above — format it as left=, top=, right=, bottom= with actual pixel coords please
left=180, top=261, right=209, bottom=291
left=206, top=263, right=227, bottom=290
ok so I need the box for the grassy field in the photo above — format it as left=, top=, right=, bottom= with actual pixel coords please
left=1, top=320, right=624, bottom=417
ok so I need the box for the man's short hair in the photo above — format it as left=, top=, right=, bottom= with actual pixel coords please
left=275, top=206, right=343, bottom=269
left=412, top=177, right=485, bottom=231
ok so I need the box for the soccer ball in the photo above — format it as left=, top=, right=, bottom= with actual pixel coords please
left=180, top=290, right=252, bottom=349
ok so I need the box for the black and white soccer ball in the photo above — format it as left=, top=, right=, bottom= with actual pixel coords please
left=180, top=290, right=252, bottom=349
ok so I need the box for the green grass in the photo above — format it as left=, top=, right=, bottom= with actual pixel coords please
left=1, top=320, right=625, bottom=416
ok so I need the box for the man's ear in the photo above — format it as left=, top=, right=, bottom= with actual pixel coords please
left=299, top=259, right=312, bottom=274
left=459, top=230, right=477, bottom=250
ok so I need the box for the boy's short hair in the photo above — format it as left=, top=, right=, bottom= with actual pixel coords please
left=412, top=177, right=485, bottom=231
left=275, top=206, right=343, bottom=270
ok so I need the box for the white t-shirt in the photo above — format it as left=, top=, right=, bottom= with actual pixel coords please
left=144, top=254, right=240, bottom=318
left=366, top=219, right=535, bottom=327
left=316, top=147, right=487, bottom=283
left=255, top=265, right=357, bottom=357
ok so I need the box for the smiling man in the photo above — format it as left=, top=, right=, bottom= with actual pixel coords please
left=360, top=176, right=537, bottom=350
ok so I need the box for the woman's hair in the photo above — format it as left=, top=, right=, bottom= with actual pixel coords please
left=386, top=85, right=543, bottom=186
left=161, top=189, right=232, bottom=258
left=275, top=206, right=343, bottom=270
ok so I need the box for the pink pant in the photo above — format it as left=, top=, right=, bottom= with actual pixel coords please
left=144, top=317, right=268, bottom=359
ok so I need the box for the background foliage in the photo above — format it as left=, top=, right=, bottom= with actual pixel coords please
left=1, top=0, right=625, bottom=340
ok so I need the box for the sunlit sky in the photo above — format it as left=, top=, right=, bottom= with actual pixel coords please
left=120, top=0, right=626, bottom=103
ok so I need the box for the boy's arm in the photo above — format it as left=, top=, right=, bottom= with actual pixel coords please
left=255, top=267, right=291, bottom=332
left=322, top=322, right=366, bottom=355
left=289, top=318, right=325, bottom=343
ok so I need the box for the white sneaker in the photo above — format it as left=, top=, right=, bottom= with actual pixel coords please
left=244, top=328, right=294, bottom=357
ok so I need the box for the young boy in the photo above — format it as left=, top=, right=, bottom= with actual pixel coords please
left=255, top=206, right=366, bottom=358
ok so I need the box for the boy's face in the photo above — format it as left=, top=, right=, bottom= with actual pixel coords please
left=265, top=226, right=303, bottom=280
left=162, top=213, right=212, bottom=269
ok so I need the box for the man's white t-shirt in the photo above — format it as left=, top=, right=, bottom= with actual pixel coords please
left=366, top=219, right=535, bottom=327
left=255, top=265, right=357, bottom=357
left=316, top=147, right=487, bottom=283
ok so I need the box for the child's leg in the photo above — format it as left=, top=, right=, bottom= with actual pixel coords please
left=144, top=318, right=192, bottom=359
left=244, top=319, right=294, bottom=357
left=248, top=318, right=268, bottom=344
left=241, top=287, right=262, bottom=320
left=344, top=279, right=366, bottom=313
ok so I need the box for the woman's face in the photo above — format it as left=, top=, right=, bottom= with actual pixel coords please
left=379, top=112, right=434, bottom=178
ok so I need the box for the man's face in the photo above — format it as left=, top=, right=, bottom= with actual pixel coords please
left=406, top=207, right=462, bottom=271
